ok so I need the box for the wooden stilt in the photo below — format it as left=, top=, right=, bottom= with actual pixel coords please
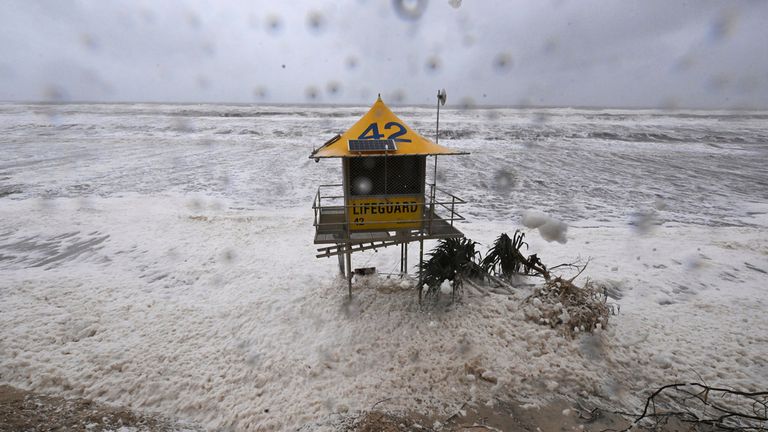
left=403, top=241, right=408, bottom=275
left=345, top=247, right=352, bottom=298
left=337, top=244, right=345, bottom=275
left=418, top=238, right=424, bottom=303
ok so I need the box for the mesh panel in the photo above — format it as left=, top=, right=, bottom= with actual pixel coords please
left=349, top=156, right=424, bottom=196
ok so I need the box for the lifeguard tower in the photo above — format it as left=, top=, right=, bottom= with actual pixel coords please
left=310, top=95, right=469, bottom=297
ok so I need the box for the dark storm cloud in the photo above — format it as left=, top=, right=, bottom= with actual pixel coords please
left=0, top=0, right=765, bottom=108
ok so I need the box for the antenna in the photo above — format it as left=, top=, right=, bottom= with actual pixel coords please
left=433, top=89, right=446, bottom=191
left=436, top=88, right=446, bottom=144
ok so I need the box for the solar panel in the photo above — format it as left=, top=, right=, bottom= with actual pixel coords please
left=348, top=139, right=397, bottom=152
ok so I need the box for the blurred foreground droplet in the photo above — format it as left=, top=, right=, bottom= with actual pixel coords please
left=266, top=15, right=283, bottom=34
left=171, top=118, right=195, bottom=133
left=253, top=86, right=269, bottom=100
left=709, top=9, right=738, bottom=42
left=42, top=84, right=69, bottom=102
left=448, top=0, right=462, bottom=9
left=425, top=55, right=442, bottom=73
left=306, top=11, right=326, bottom=33
left=458, top=96, right=475, bottom=110
left=389, top=89, right=406, bottom=103
left=493, top=52, right=513, bottom=72
left=305, top=86, right=320, bottom=101
left=493, top=169, right=518, bottom=194
left=346, top=55, right=359, bottom=70
left=221, top=248, right=237, bottom=264
left=392, top=0, right=428, bottom=21
left=326, top=81, right=341, bottom=97
left=629, top=209, right=657, bottom=235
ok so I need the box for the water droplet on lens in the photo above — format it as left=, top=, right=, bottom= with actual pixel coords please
left=493, top=169, right=517, bottom=194
left=709, top=9, right=738, bottom=42
left=221, top=248, right=237, bottom=264
left=306, top=86, right=320, bottom=100
left=353, top=177, right=373, bottom=195
left=493, top=52, right=513, bottom=72
left=346, top=56, right=359, bottom=70
left=253, top=86, right=268, bottom=100
left=187, top=12, right=201, bottom=29
left=392, top=0, right=428, bottom=21
left=425, top=55, right=441, bottom=73
left=266, top=15, right=283, bottom=34
left=458, top=96, right=475, bottom=110
left=448, top=0, right=462, bottom=9
left=80, top=33, right=99, bottom=51
left=306, top=11, right=325, bottom=32
left=390, top=89, right=406, bottom=103
left=326, top=81, right=341, bottom=96
left=42, top=84, right=69, bottom=102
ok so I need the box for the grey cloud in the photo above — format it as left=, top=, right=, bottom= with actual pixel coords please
left=0, top=0, right=765, bottom=108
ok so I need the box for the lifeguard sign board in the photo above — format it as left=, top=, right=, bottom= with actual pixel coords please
left=348, top=196, right=424, bottom=231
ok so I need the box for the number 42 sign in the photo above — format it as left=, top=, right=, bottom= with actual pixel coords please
left=358, top=122, right=412, bottom=142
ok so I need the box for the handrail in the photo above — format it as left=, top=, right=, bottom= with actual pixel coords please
left=312, top=184, right=467, bottom=235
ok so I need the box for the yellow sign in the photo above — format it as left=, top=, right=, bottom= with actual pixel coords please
left=348, top=196, right=424, bottom=231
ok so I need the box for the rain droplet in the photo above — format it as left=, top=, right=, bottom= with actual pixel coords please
left=306, top=11, right=325, bottom=33
left=390, top=89, right=406, bottom=103
left=493, top=52, right=513, bottom=72
left=42, top=84, right=69, bottom=102
left=80, top=33, right=99, bottom=51
left=171, top=118, right=195, bottom=132
left=629, top=209, right=657, bottom=235
left=346, top=56, right=359, bottom=70
left=448, top=0, right=462, bottom=9
left=326, top=81, right=341, bottom=96
left=542, top=37, right=559, bottom=54
left=353, top=177, right=373, bottom=195
left=266, top=15, right=283, bottom=34
left=221, top=248, right=237, bottom=264
left=392, top=0, right=428, bottom=21
left=187, top=12, right=202, bottom=29
left=458, top=96, right=475, bottom=110
left=493, top=169, right=517, bottom=194
left=425, top=55, right=441, bottom=73
left=306, top=86, right=320, bottom=100
left=253, top=86, right=268, bottom=100
left=709, top=9, right=738, bottom=42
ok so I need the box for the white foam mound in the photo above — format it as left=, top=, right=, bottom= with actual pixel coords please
left=521, top=210, right=568, bottom=244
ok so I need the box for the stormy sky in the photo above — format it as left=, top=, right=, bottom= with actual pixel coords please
left=1, top=0, right=766, bottom=108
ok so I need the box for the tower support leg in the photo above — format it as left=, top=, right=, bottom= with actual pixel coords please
left=345, top=246, right=352, bottom=299
left=418, top=238, right=424, bottom=303
left=337, top=244, right=345, bottom=275
left=403, top=241, right=408, bottom=276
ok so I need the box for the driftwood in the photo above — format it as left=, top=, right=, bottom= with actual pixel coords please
left=615, top=382, right=768, bottom=431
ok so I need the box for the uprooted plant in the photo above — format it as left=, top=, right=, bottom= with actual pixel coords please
left=418, top=232, right=616, bottom=336
left=418, top=237, right=485, bottom=302
left=481, top=231, right=550, bottom=280
left=522, top=274, right=617, bottom=337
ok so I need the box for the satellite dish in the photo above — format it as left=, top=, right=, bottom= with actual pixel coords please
left=437, top=88, right=447, bottom=106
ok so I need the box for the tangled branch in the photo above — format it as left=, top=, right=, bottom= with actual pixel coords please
left=619, top=382, right=768, bottom=431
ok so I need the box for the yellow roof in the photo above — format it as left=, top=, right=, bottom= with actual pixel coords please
left=310, top=96, right=468, bottom=158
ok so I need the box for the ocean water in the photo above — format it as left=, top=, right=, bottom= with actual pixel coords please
left=1, top=102, right=767, bottom=228
left=1, top=103, right=767, bottom=430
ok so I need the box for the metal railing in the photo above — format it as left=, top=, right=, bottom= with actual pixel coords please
left=312, top=183, right=466, bottom=237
